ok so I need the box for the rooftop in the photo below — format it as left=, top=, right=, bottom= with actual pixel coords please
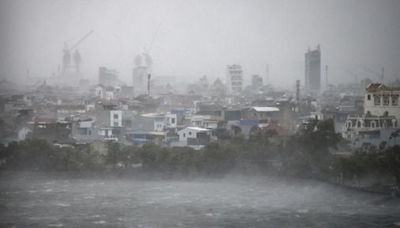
left=251, top=107, right=280, bottom=112
left=366, top=83, right=400, bottom=92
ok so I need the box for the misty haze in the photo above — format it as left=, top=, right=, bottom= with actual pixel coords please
left=1, top=0, right=400, bottom=227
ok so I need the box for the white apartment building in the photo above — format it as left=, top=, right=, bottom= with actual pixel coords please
left=226, top=64, right=243, bottom=95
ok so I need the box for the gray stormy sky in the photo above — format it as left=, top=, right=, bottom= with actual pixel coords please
left=0, top=0, right=399, bottom=88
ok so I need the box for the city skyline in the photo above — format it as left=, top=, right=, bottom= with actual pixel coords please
left=1, top=0, right=400, bottom=88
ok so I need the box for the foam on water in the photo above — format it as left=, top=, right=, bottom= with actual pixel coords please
left=1, top=174, right=399, bottom=228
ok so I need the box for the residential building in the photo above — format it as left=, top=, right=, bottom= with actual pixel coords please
left=141, top=112, right=177, bottom=132
left=190, top=115, right=219, bottom=129
left=226, top=64, right=243, bottom=95
left=364, top=83, right=400, bottom=119
left=174, top=127, right=213, bottom=149
left=342, top=83, right=400, bottom=148
left=242, top=106, right=280, bottom=123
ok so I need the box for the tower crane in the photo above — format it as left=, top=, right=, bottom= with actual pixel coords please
left=62, top=30, right=94, bottom=73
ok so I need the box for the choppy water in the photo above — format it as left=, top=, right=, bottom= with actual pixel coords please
left=0, top=173, right=400, bottom=228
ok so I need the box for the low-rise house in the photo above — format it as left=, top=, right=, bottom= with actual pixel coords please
left=141, top=112, right=177, bottom=132
left=190, top=115, right=220, bottom=129
left=56, top=104, right=86, bottom=121
left=173, top=127, right=213, bottom=149
left=227, top=119, right=259, bottom=138
left=71, top=118, right=99, bottom=143
left=94, top=104, right=123, bottom=141
left=242, top=106, right=280, bottom=123
left=27, top=120, right=73, bottom=144
left=125, top=131, right=166, bottom=145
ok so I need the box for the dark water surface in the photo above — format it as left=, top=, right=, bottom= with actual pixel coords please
left=1, top=172, right=400, bottom=228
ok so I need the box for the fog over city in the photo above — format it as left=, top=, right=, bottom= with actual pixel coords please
left=1, top=0, right=400, bottom=87
left=1, top=1, right=400, bottom=227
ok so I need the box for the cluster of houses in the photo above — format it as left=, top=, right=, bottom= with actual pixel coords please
left=0, top=81, right=297, bottom=150
left=1, top=78, right=399, bottom=151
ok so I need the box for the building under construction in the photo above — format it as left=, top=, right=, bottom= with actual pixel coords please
left=305, top=45, right=321, bottom=96
left=59, top=31, right=93, bottom=86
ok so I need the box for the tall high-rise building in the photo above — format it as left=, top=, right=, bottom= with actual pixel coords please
left=133, top=53, right=153, bottom=95
left=226, top=64, right=243, bottom=95
left=305, top=45, right=321, bottom=95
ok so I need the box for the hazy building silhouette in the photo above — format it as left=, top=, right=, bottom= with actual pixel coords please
left=305, top=45, right=321, bottom=96
left=251, top=74, right=263, bottom=90
left=98, top=67, right=118, bottom=87
left=226, top=64, right=243, bottom=95
left=133, top=53, right=152, bottom=95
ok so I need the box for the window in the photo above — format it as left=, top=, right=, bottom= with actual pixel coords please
left=188, top=131, right=192, bottom=136
left=367, top=94, right=371, bottom=100
left=113, top=114, right=119, bottom=119
left=183, top=133, right=186, bottom=138
left=392, top=95, right=399, bottom=106
left=171, top=118, right=175, bottom=124
left=371, top=121, right=376, bottom=128
left=374, top=95, right=381, bottom=105
left=383, top=95, right=390, bottom=106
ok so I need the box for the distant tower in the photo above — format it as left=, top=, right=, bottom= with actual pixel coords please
left=226, top=64, right=243, bottom=95
left=133, top=53, right=153, bottom=95
left=305, top=45, right=321, bottom=96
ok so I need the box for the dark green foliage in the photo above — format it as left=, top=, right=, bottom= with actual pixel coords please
left=2, top=119, right=399, bottom=192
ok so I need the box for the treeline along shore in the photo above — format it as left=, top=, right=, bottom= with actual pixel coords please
left=1, top=119, right=399, bottom=195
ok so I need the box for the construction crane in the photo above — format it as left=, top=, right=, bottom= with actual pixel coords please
left=62, top=30, right=94, bottom=73
left=70, top=30, right=94, bottom=50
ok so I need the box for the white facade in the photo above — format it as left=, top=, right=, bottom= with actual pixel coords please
left=164, top=113, right=177, bottom=129
left=364, top=83, right=400, bottom=119
left=342, top=83, right=400, bottom=148
left=190, top=115, right=218, bottom=129
left=110, top=110, right=122, bottom=127
left=142, top=112, right=177, bottom=132
left=105, top=91, right=114, bottom=100
left=95, top=85, right=105, bottom=99
left=177, top=127, right=210, bottom=143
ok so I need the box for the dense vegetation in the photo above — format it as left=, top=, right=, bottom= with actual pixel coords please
left=0, top=119, right=399, bottom=194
